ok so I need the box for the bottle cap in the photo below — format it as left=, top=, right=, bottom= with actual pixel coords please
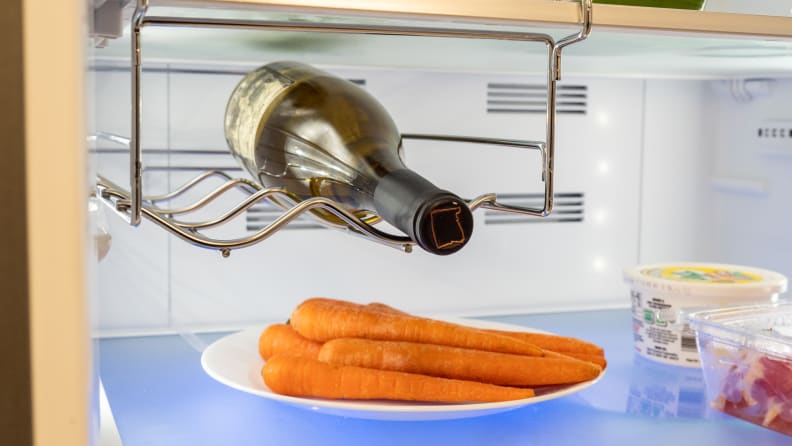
left=373, top=169, right=474, bottom=255
left=413, top=195, right=473, bottom=255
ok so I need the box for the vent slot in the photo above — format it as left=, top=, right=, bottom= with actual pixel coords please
left=246, top=202, right=325, bottom=232
left=487, top=83, right=587, bottom=115
left=484, top=192, right=584, bottom=224
left=248, top=192, right=587, bottom=232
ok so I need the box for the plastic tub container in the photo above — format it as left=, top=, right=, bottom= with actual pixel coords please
left=623, top=263, right=787, bottom=367
left=688, top=302, right=792, bottom=436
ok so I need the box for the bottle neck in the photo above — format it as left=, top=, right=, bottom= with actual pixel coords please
left=373, top=169, right=473, bottom=255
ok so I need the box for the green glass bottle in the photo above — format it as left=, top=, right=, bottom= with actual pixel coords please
left=224, top=61, right=473, bottom=255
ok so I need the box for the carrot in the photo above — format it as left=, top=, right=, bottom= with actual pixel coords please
left=322, top=298, right=604, bottom=358
left=262, top=355, right=535, bottom=402
left=485, top=330, right=605, bottom=356
left=319, top=338, right=601, bottom=386
left=329, top=298, right=602, bottom=354
left=364, top=302, right=408, bottom=315
left=371, top=300, right=603, bottom=355
left=258, top=323, right=323, bottom=360
left=543, top=350, right=608, bottom=369
left=300, top=298, right=403, bottom=316
left=290, top=298, right=544, bottom=357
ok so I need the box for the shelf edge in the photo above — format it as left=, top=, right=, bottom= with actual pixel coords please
left=153, top=0, right=792, bottom=39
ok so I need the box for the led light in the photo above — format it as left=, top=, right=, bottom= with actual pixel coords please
left=597, top=160, right=610, bottom=175
left=596, top=112, right=610, bottom=127
left=593, top=257, right=607, bottom=271
left=593, top=209, right=608, bottom=224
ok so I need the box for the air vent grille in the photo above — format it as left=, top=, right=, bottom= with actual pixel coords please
left=487, top=83, right=587, bottom=115
left=246, top=192, right=585, bottom=231
left=484, top=192, right=584, bottom=225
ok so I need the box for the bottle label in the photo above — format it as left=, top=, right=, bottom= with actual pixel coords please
left=225, top=66, right=293, bottom=165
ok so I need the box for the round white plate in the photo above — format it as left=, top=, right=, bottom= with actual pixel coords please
left=201, top=318, right=604, bottom=421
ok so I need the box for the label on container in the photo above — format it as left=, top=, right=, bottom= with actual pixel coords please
left=641, top=266, right=764, bottom=284
left=627, top=263, right=786, bottom=367
left=631, top=289, right=701, bottom=367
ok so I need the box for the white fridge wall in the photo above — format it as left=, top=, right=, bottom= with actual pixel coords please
left=704, top=78, right=792, bottom=279
left=94, top=70, right=171, bottom=330
left=93, top=64, right=738, bottom=333
left=638, top=80, right=714, bottom=265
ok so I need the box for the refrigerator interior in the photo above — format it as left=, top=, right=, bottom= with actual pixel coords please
left=92, top=64, right=792, bottom=334
left=86, top=2, right=792, bottom=444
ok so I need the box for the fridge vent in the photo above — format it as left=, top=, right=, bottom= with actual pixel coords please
left=484, top=192, right=584, bottom=224
left=245, top=192, right=585, bottom=232
left=487, top=83, right=587, bottom=115
left=246, top=202, right=325, bottom=232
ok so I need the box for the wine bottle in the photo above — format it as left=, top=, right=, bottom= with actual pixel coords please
left=224, top=61, right=473, bottom=255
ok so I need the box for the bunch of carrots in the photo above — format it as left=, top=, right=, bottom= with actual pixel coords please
left=259, top=297, right=606, bottom=404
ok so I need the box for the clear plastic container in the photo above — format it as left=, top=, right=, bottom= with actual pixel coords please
left=688, top=302, right=792, bottom=437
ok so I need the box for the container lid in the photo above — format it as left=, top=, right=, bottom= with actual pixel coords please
left=687, top=301, right=792, bottom=357
left=623, top=262, right=787, bottom=299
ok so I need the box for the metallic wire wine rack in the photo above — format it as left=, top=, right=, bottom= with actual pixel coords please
left=94, top=0, right=593, bottom=255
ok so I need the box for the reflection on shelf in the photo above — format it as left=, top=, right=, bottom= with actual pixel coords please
left=626, top=354, right=711, bottom=419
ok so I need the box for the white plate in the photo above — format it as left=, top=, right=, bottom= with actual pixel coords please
left=201, top=318, right=604, bottom=421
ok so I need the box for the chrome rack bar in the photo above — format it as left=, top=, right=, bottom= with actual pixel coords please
left=118, top=0, right=592, bottom=254
left=140, top=16, right=555, bottom=43
left=544, top=0, right=593, bottom=215
left=401, top=134, right=550, bottom=216
left=129, top=0, right=149, bottom=225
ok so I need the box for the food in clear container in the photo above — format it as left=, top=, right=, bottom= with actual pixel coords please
left=688, top=302, right=792, bottom=436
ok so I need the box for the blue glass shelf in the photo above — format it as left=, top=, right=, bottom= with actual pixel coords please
left=98, top=309, right=790, bottom=445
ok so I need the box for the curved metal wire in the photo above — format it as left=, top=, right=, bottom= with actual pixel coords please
left=151, top=188, right=294, bottom=231
left=145, top=179, right=272, bottom=215
left=96, top=174, right=414, bottom=254
left=144, top=170, right=259, bottom=202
